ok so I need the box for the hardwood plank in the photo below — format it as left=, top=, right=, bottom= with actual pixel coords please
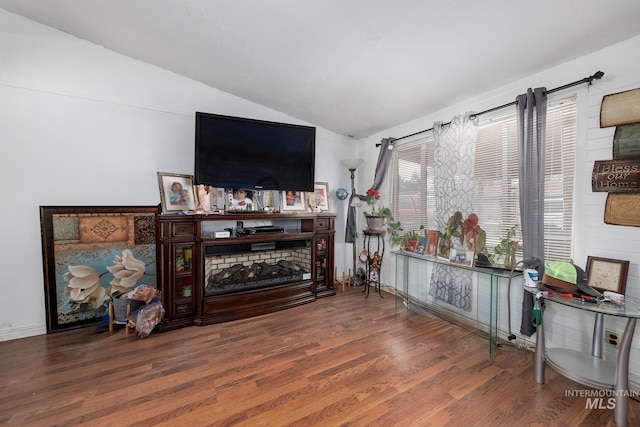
left=1, top=286, right=638, bottom=426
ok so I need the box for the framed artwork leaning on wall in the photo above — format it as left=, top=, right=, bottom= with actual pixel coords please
left=40, top=206, right=158, bottom=333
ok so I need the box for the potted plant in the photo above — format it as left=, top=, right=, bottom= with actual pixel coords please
left=493, top=224, right=522, bottom=268
left=400, top=226, right=425, bottom=252
left=438, top=211, right=486, bottom=258
left=371, top=206, right=402, bottom=245
left=461, top=213, right=486, bottom=254
left=363, top=188, right=385, bottom=230
left=438, top=211, right=463, bottom=259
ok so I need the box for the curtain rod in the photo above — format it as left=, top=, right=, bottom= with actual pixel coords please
left=380, top=70, right=604, bottom=145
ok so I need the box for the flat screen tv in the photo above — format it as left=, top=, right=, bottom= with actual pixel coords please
left=195, top=112, right=316, bottom=192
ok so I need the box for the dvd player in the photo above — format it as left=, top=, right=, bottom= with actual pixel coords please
left=245, top=225, right=285, bottom=234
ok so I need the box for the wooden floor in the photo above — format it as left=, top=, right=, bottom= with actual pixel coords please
left=1, top=286, right=638, bottom=427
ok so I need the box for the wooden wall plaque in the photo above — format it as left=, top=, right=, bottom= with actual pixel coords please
left=592, top=159, right=640, bottom=192
left=613, top=123, right=640, bottom=158
left=600, top=88, right=640, bottom=128
left=604, top=194, right=640, bottom=226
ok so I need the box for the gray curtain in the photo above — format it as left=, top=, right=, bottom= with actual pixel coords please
left=516, top=88, right=546, bottom=336
left=345, top=137, right=396, bottom=243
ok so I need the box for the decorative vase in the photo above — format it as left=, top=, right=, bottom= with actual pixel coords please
left=365, top=215, right=385, bottom=231
left=405, top=239, right=417, bottom=252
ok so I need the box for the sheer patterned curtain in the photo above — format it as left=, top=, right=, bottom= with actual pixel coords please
left=517, top=88, right=546, bottom=336
left=429, top=113, right=478, bottom=311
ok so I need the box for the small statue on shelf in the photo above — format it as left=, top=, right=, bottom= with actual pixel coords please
left=370, top=251, right=381, bottom=271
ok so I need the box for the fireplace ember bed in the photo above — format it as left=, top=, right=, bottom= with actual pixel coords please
left=204, top=240, right=312, bottom=296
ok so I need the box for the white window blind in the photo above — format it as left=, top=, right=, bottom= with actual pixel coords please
left=389, top=94, right=577, bottom=262
left=388, top=135, right=435, bottom=232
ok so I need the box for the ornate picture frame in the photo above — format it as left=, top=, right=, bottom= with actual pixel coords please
left=281, top=191, right=307, bottom=211
left=40, top=206, right=158, bottom=333
left=585, top=256, right=629, bottom=294
left=157, top=172, right=196, bottom=212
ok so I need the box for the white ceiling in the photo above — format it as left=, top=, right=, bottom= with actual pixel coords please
left=2, top=0, right=640, bottom=139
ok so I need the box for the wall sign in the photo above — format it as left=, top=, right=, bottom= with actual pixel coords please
left=592, top=159, right=640, bottom=192
left=596, top=87, right=640, bottom=227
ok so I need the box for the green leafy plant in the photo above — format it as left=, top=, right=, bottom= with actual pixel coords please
left=438, top=211, right=463, bottom=258
left=400, top=226, right=425, bottom=251
left=376, top=206, right=403, bottom=246
left=493, top=224, right=522, bottom=268
left=438, top=211, right=486, bottom=257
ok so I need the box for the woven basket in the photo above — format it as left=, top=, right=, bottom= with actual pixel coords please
left=112, top=296, right=145, bottom=323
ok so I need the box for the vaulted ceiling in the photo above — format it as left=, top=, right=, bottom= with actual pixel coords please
left=2, top=0, right=640, bottom=139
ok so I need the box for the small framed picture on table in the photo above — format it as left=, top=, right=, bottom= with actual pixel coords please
left=449, top=248, right=474, bottom=268
left=585, top=256, right=629, bottom=294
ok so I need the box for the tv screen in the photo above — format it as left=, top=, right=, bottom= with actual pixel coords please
left=195, top=112, right=316, bottom=192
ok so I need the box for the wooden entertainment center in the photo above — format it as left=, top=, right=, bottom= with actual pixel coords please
left=157, top=211, right=335, bottom=331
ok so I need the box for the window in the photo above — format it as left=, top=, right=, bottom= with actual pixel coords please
left=388, top=94, right=577, bottom=262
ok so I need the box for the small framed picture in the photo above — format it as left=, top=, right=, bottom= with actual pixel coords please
left=226, top=188, right=256, bottom=211
left=415, top=237, right=429, bottom=255
left=586, top=256, right=629, bottom=294
left=311, top=182, right=330, bottom=211
left=449, top=248, right=474, bottom=268
left=281, top=191, right=307, bottom=211
left=157, top=172, right=196, bottom=213
left=426, top=230, right=439, bottom=255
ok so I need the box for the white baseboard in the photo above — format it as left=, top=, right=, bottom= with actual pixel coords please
left=0, top=324, right=46, bottom=342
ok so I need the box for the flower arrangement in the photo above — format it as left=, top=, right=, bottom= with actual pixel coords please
left=365, top=188, right=380, bottom=215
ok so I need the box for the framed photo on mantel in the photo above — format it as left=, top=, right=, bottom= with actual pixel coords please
left=157, top=172, right=196, bottom=213
left=281, top=190, right=307, bottom=212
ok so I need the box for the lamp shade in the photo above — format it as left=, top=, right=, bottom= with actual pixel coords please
left=340, top=158, right=364, bottom=170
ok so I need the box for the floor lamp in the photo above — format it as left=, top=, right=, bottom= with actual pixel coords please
left=341, top=158, right=364, bottom=285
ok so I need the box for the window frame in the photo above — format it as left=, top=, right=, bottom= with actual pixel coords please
left=387, top=94, right=577, bottom=263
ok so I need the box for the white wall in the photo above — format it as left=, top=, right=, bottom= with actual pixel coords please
left=361, top=35, right=640, bottom=378
left=0, top=9, right=356, bottom=340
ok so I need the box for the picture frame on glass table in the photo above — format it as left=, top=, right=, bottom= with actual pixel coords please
left=281, top=190, right=307, bottom=211
left=157, top=172, right=196, bottom=213
left=585, top=256, right=629, bottom=294
left=449, top=248, right=474, bottom=268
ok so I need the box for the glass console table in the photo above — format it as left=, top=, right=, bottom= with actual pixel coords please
left=534, top=292, right=640, bottom=427
left=393, top=251, right=522, bottom=358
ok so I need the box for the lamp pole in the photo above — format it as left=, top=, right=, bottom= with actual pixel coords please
left=341, top=158, right=364, bottom=284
